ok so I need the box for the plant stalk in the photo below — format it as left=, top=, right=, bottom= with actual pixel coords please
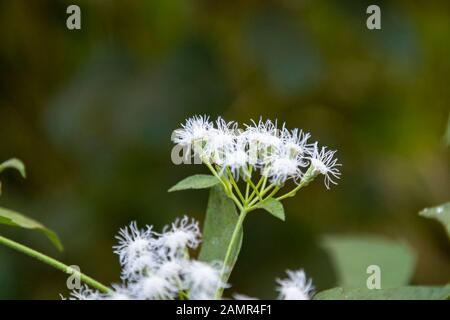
left=215, top=209, right=247, bottom=299
left=0, top=235, right=110, bottom=293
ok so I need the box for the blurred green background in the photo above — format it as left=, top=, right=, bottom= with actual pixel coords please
left=0, top=0, right=449, bottom=299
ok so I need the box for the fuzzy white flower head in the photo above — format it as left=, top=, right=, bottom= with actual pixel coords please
left=309, top=144, right=341, bottom=189
left=243, top=119, right=283, bottom=165
left=172, top=115, right=212, bottom=147
left=276, top=269, right=314, bottom=300
left=157, top=216, right=201, bottom=256
left=223, top=146, right=250, bottom=180
left=184, top=261, right=227, bottom=300
left=266, top=152, right=304, bottom=184
left=113, top=222, right=156, bottom=278
left=206, top=117, right=237, bottom=164
left=131, top=274, right=177, bottom=300
left=281, top=128, right=314, bottom=158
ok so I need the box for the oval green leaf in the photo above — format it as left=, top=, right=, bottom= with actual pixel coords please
left=322, top=235, right=416, bottom=288
left=168, top=174, right=220, bottom=192
left=199, top=185, right=243, bottom=283
left=255, top=198, right=285, bottom=221
left=0, top=207, right=63, bottom=251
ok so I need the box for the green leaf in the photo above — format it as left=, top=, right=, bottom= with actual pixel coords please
left=199, top=185, right=242, bottom=282
left=419, top=202, right=450, bottom=238
left=0, top=159, right=26, bottom=195
left=322, top=235, right=416, bottom=288
left=314, top=286, right=450, bottom=300
left=168, top=174, right=220, bottom=192
left=255, top=198, right=285, bottom=221
left=0, top=158, right=26, bottom=177
left=444, top=112, right=450, bottom=147
left=0, top=207, right=63, bottom=251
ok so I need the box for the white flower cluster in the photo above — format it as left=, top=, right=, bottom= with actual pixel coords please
left=66, top=216, right=314, bottom=300
left=68, top=216, right=225, bottom=300
left=172, top=115, right=341, bottom=188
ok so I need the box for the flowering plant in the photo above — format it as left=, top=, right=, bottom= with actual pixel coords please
left=0, top=115, right=449, bottom=300
left=168, top=116, right=341, bottom=293
left=67, top=216, right=314, bottom=300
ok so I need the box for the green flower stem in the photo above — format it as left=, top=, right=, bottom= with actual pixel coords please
left=244, top=166, right=252, bottom=201
left=248, top=183, right=276, bottom=207
left=245, top=177, right=262, bottom=202
left=205, top=162, right=229, bottom=191
left=0, top=234, right=110, bottom=293
left=276, top=183, right=304, bottom=201
left=244, top=181, right=250, bottom=202
left=247, top=186, right=281, bottom=212
left=205, top=162, right=244, bottom=211
left=204, top=161, right=227, bottom=192
left=222, top=183, right=244, bottom=211
left=246, top=175, right=265, bottom=203
left=261, top=175, right=268, bottom=192
left=221, top=180, right=245, bottom=211
left=216, top=208, right=248, bottom=299
left=264, top=186, right=280, bottom=201
left=276, top=166, right=319, bottom=201
left=232, top=195, right=244, bottom=211
left=226, top=168, right=245, bottom=203
left=213, top=166, right=238, bottom=202
left=216, top=165, right=233, bottom=193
